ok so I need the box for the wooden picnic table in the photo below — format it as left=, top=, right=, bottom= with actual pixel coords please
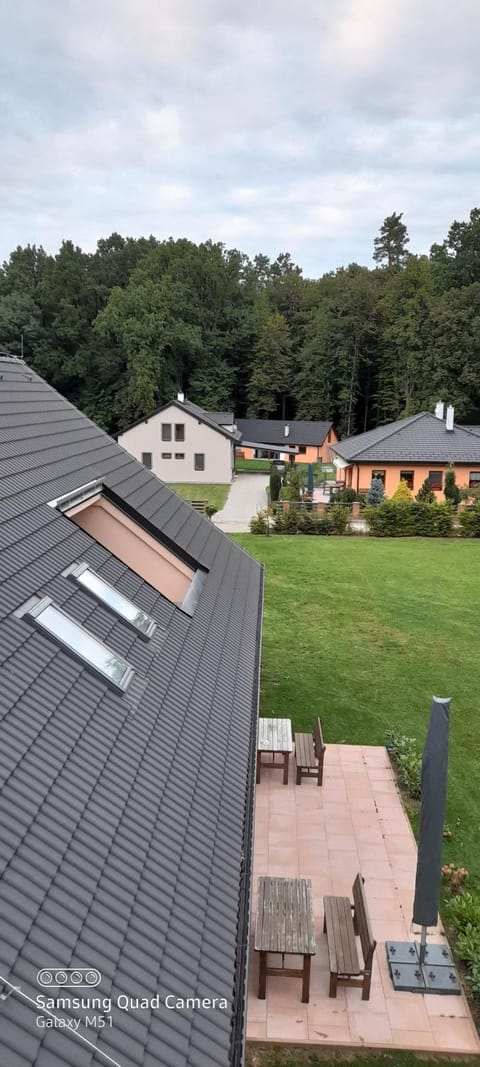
left=255, top=876, right=316, bottom=1002
left=256, top=717, right=293, bottom=785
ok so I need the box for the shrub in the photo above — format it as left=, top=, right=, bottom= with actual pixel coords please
left=205, top=503, right=217, bottom=518
left=285, top=464, right=303, bottom=501
left=441, top=863, right=469, bottom=893
left=329, top=503, right=350, bottom=535
left=385, top=731, right=422, bottom=799
left=392, top=478, right=414, bottom=501
left=444, top=892, right=480, bottom=934
left=444, top=468, right=461, bottom=507
left=416, top=478, right=435, bottom=503
left=366, top=477, right=385, bottom=506
left=249, top=509, right=269, bottom=534
left=269, top=466, right=281, bottom=503
left=330, top=486, right=359, bottom=503
left=456, top=923, right=480, bottom=965
left=365, top=501, right=453, bottom=537
left=459, top=503, right=480, bottom=537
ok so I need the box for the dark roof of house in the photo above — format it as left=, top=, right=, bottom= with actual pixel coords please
left=462, top=425, right=480, bottom=436
left=0, top=355, right=263, bottom=1067
left=331, top=412, right=480, bottom=463
left=118, top=400, right=241, bottom=443
left=235, top=419, right=332, bottom=447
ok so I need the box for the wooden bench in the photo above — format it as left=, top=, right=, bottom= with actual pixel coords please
left=323, top=873, right=376, bottom=999
left=255, top=876, right=316, bottom=1002
left=188, top=499, right=208, bottom=514
left=294, top=717, right=326, bottom=785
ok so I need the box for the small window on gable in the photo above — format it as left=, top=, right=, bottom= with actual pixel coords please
left=25, top=597, right=134, bottom=692
left=161, top=423, right=172, bottom=442
left=65, top=562, right=156, bottom=638
left=194, top=453, right=205, bottom=472
left=141, top=452, right=152, bottom=470
left=175, top=424, right=185, bottom=442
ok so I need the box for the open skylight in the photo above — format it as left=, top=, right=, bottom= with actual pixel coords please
left=65, top=562, right=157, bottom=639
left=26, top=596, right=134, bottom=692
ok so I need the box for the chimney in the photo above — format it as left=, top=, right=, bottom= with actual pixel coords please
left=446, top=405, right=454, bottom=431
left=284, top=424, right=290, bottom=438
left=177, top=391, right=185, bottom=404
left=434, top=401, right=444, bottom=420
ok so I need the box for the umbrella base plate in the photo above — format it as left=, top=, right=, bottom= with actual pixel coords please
left=386, top=942, right=461, bottom=994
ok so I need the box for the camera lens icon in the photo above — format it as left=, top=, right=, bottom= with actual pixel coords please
left=37, top=968, right=101, bottom=989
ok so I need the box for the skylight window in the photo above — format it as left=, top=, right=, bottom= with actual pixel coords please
left=27, top=597, right=134, bottom=692
left=65, top=562, right=156, bottom=639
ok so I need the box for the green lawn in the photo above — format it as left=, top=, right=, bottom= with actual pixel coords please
left=167, top=482, right=230, bottom=512
left=246, top=1051, right=470, bottom=1067
left=234, top=536, right=480, bottom=885
left=237, top=458, right=272, bottom=472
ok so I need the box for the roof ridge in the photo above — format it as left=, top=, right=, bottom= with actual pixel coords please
left=353, top=411, right=427, bottom=457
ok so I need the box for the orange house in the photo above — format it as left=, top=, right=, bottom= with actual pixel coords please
left=236, top=419, right=337, bottom=464
left=330, top=408, right=480, bottom=500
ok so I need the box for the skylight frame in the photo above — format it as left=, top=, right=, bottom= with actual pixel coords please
left=27, top=596, right=134, bottom=692
left=65, top=561, right=157, bottom=639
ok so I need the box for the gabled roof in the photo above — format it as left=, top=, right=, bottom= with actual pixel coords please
left=236, top=418, right=332, bottom=447
left=331, top=412, right=480, bottom=463
left=118, top=399, right=241, bottom=442
left=0, top=355, right=263, bottom=1067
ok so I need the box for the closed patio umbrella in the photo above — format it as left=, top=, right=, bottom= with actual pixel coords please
left=412, top=696, right=451, bottom=964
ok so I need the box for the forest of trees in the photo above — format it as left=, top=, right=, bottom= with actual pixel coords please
left=1, top=208, right=480, bottom=438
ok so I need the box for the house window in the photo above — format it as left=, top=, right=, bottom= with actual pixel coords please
left=428, top=471, right=443, bottom=491
left=469, top=471, right=480, bottom=488
left=194, top=453, right=205, bottom=472
left=141, top=452, right=152, bottom=470
left=175, top=453, right=185, bottom=460
left=161, top=423, right=172, bottom=441
left=372, top=470, right=386, bottom=485
left=26, top=596, right=134, bottom=692
left=161, top=452, right=172, bottom=459
left=175, top=424, right=185, bottom=442
left=400, top=470, right=414, bottom=490
left=297, top=445, right=306, bottom=455
left=65, top=562, right=157, bottom=638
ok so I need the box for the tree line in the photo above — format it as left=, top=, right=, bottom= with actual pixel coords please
left=1, top=209, right=480, bottom=438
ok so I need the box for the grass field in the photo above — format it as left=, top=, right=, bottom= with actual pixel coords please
left=246, top=1050, right=463, bottom=1067
left=167, top=482, right=230, bottom=512
left=235, top=536, right=480, bottom=885
left=236, top=458, right=272, bottom=472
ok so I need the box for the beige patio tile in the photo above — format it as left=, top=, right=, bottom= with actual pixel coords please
left=357, top=843, right=391, bottom=864
left=357, top=860, right=393, bottom=880
left=345, top=983, right=387, bottom=1015
left=385, top=993, right=431, bottom=1031
left=366, top=878, right=398, bottom=899
left=424, top=993, right=469, bottom=1018
left=432, top=1015, right=480, bottom=1051
left=350, top=1011, right=393, bottom=1044
left=246, top=994, right=267, bottom=1023
left=267, top=1009, right=309, bottom=1041
left=247, top=1021, right=268, bottom=1040
left=308, top=1021, right=356, bottom=1044
left=308, top=995, right=349, bottom=1026
left=371, top=920, right=410, bottom=941
left=389, top=1029, right=437, bottom=1050
left=367, top=896, right=405, bottom=921
left=326, top=833, right=359, bottom=852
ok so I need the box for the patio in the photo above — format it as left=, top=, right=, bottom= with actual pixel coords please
left=247, top=743, right=480, bottom=1055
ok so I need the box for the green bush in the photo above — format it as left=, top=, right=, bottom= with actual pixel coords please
left=385, top=731, right=422, bottom=799
left=249, top=509, right=269, bottom=534
left=444, top=892, right=480, bottom=935
left=416, top=478, right=435, bottom=503
left=365, top=501, right=454, bottom=537
left=279, top=485, right=292, bottom=501
left=330, top=487, right=361, bottom=503
left=459, top=504, right=480, bottom=537
left=444, top=468, right=461, bottom=507
left=205, top=503, right=217, bottom=518
left=329, top=503, right=350, bottom=535
left=273, top=508, right=332, bottom=535
left=366, top=477, right=385, bottom=506
left=456, top=923, right=480, bottom=966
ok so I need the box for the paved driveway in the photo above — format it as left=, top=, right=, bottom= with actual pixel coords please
left=212, top=473, right=268, bottom=533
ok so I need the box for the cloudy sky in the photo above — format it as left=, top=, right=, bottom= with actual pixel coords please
left=1, top=0, right=479, bottom=276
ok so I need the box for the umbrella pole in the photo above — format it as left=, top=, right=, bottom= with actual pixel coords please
left=419, top=926, right=427, bottom=966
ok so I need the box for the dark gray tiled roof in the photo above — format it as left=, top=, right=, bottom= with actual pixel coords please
left=0, top=356, right=263, bottom=1067
left=236, top=419, right=332, bottom=447
left=332, top=412, right=480, bottom=463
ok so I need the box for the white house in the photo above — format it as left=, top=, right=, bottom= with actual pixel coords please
left=117, top=396, right=240, bottom=484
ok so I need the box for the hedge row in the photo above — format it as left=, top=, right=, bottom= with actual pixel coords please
left=364, top=501, right=454, bottom=537
left=459, top=504, right=480, bottom=537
